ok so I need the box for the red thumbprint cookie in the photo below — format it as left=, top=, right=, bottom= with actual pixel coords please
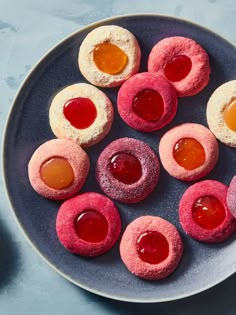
left=117, top=72, right=178, bottom=132
left=179, top=180, right=236, bottom=243
left=56, top=192, right=121, bottom=257
left=120, top=216, right=183, bottom=280
left=148, top=36, right=210, bottom=97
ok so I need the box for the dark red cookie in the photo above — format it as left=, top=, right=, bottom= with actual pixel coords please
left=148, top=36, right=210, bottom=97
left=120, top=216, right=183, bottom=280
left=179, top=180, right=236, bottom=243
left=117, top=72, right=178, bottom=132
left=56, top=192, right=121, bottom=257
left=96, top=137, right=160, bottom=203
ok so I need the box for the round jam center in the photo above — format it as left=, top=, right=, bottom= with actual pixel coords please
left=164, top=55, right=192, bottom=82
left=63, top=97, right=97, bottom=129
left=192, top=195, right=226, bottom=230
left=109, top=152, right=142, bottom=185
left=75, top=210, right=108, bottom=243
left=136, top=231, right=169, bottom=264
left=93, top=42, right=128, bottom=75
left=223, top=99, right=236, bottom=132
left=40, top=157, right=74, bottom=190
left=132, top=88, right=164, bottom=122
left=173, top=137, right=206, bottom=170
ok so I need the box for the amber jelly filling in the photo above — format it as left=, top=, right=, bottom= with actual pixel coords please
left=164, top=55, right=192, bottom=82
left=192, top=195, right=226, bottom=230
left=109, top=152, right=142, bottom=184
left=63, top=97, right=97, bottom=129
left=136, top=231, right=169, bottom=264
left=223, top=98, right=236, bottom=132
left=93, top=42, right=128, bottom=75
left=40, top=157, right=74, bottom=190
left=132, top=88, right=164, bottom=122
left=75, top=210, right=109, bottom=243
left=173, top=137, right=206, bottom=170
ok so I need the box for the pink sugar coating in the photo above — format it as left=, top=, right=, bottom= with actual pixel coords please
left=120, top=216, right=183, bottom=280
left=227, top=176, right=236, bottom=218
left=96, top=137, right=160, bottom=203
left=56, top=192, right=121, bottom=256
left=148, top=36, right=210, bottom=97
left=117, top=72, right=178, bottom=132
left=179, top=180, right=236, bottom=243
left=28, top=139, right=90, bottom=200
left=159, top=123, right=219, bottom=181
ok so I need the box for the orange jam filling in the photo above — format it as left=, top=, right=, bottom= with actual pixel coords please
left=192, top=195, right=226, bottom=230
left=136, top=231, right=169, bottom=264
left=223, top=98, right=236, bottom=132
left=173, top=137, right=206, bottom=170
left=93, top=42, right=128, bottom=74
left=75, top=210, right=108, bottom=243
left=40, top=157, right=74, bottom=190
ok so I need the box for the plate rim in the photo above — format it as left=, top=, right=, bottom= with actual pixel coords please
left=2, top=13, right=236, bottom=303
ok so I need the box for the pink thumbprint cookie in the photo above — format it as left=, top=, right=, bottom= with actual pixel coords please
left=56, top=192, right=121, bottom=257
left=78, top=25, right=141, bottom=88
left=120, top=216, right=183, bottom=280
left=159, top=123, right=219, bottom=181
left=117, top=72, right=178, bottom=132
left=227, top=176, right=236, bottom=218
left=96, top=137, right=160, bottom=203
left=179, top=180, right=236, bottom=243
left=49, top=83, right=113, bottom=148
left=28, top=139, right=89, bottom=200
left=148, top=36, right=210, bottom=97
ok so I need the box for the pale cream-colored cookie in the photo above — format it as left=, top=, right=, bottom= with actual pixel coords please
left=78, top=25, right=141, bottom=87
left=206, top=80, right=236, bottom=147
left=49, top=83, right=113, bottom=148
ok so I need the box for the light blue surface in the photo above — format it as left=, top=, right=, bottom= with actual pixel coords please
left=0, top=0, right=236, bottom=314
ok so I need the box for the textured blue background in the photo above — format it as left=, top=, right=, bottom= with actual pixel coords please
left=0, top=0, right=236, bottom=314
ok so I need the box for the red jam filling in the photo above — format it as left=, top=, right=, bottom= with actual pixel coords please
left=164, top=55, right=192, bottom=82
left=173, top=137, right=206, bottom=170
left=192, top=195, right=226, bottom=230
left=136, top=231, right=169, bottom=264
left=109, top=152, right=142, bottom=184
left=40, top=157, right=74, bottom=190
left=63, top=97, right=97, bottom=129
left=132, top=88, right=164, bottom=122
left=75, top=210, right=108, bottom=243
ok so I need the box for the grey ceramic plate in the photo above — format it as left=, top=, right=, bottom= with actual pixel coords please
left=3, top=14, right=236, bottom=303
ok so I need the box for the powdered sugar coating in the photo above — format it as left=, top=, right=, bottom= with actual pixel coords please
left=179, top=180, right=236, bottom=243
left=159, top=123, right=219, bottom=181
left=227, top=176, right=236, bottom=218
left=28, top=139, right=90, bottom=200
left=117, top=72, right=178, bottom=132
left=120, top=216, right=183, bottom=280
left=207, top=80, right=236, bottom=147
left=49, top=83, right=113, bottom=148
left=96, top=137, right=160, bottom=203
left=148, top=36, right=210, bottom=97
left=78, top=25, right=141, bottom=88
left=56, top=192, right=121, bottom=256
